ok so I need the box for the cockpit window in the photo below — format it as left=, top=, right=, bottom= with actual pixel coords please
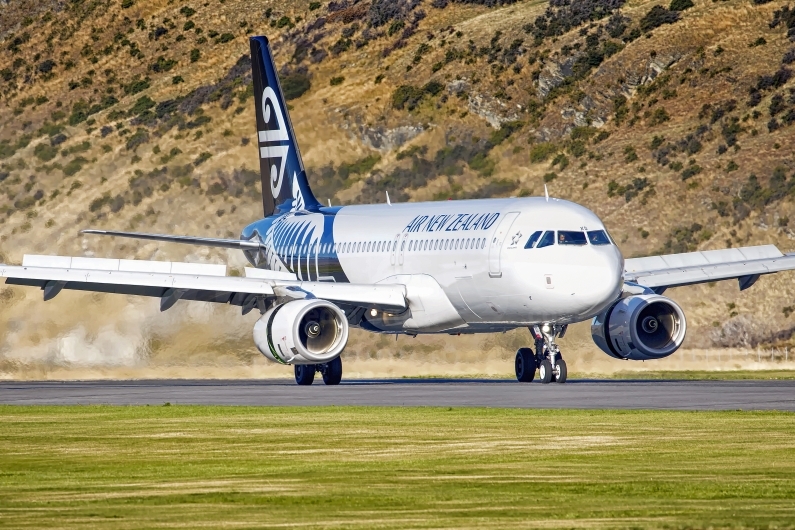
left=524, top=231, right=543, bottom=249
left=587, top=230, right=611, bottom=245
left=536, top=230, right=555, bottom=248
left=558, top=231, right=587, bottom=245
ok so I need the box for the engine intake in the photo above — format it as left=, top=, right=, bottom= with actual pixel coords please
left=253, top=299, right=349, bottom=365
left=591, top=294, right=686, bottom=360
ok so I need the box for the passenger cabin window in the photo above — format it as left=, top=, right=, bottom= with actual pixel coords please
left=588, top=230, right=611, bottom=245
left=558, top=231, right=588, bottom=246
left=536, top=231, right=555, bottom=248
left=524, top=231, right=543, bottom=249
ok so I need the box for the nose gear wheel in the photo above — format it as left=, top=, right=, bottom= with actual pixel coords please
left=514, top=324, right=568, bottom=385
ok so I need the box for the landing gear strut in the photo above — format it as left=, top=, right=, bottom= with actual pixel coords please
left=514, top=324, right=567, bottom=384
left=293, top=356, right=343, bottom=386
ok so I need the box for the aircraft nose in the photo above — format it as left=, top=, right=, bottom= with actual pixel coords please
left=576, top=247, right=623, bottom=314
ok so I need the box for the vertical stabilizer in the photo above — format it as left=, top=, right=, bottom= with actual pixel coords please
left=250, top=36, right=320, bottom=216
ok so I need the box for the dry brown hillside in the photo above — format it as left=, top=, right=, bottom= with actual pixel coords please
left=1, top=0, right=795, bottom=376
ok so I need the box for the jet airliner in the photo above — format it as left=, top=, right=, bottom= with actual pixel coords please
left=4, top=36, right=795, bottom=385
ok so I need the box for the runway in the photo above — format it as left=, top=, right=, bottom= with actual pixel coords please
left=1, top=379, right=794, bottom=410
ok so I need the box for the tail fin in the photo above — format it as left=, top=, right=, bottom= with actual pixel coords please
left=250, top=36, right=320, bottom=216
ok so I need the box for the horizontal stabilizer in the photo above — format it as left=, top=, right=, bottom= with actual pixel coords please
left=81, top=229, right=262, bottom=250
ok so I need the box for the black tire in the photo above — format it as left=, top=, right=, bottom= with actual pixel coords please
left=554, top=358, right=567, bottom=384
left=538, top=359, right=553, bottom=384
left=322, top=356, right=343, bottom=386
left=515, top=348, right=536, bottom=382
left=294, top=364, right=315, bottom=386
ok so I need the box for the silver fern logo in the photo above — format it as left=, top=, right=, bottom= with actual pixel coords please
left=258, top=86, right=289, bottom=199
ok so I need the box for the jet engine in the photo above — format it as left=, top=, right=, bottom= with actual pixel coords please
left=253, top=299, right=349, bottom=364
left=591, top=294, right=687, bottom=360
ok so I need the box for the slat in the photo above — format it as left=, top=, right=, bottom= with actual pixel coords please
left=626, top=254, right=795, bottom=288
left=625, top=244, right=783, bottom=274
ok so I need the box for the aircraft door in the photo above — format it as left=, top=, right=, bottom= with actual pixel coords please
left=398, top=233, right=409, bottom=266
left=488, top=211, right=520, bottom=278
left=390, top=234, right=400, bottom=265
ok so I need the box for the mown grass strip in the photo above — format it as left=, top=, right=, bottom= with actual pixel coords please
left=0, top=406, right=793, bottom=529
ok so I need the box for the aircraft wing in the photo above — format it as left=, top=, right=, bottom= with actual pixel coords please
left=0, top=255, right=407, bottom=313
left=623, top=244, right=795, bottom=293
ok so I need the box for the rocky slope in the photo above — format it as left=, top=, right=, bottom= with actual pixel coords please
left=0, top=0, right=794, bottom=375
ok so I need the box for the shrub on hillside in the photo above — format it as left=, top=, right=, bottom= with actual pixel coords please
left=391, top=82, right=445, bottom=110
left=130, top=96, right=156, bottom=116
left=338, top=155, right=381, bottom=179
left=669, top=0, right=693, bottom=11
left=0, top=135, right=31, bottom=159
left=150, top=56, right=177, bottom=73
left=648, top=107, right=671, bottom=125
left=124, top=77, right=151, bottom=95
left=467, top=152, right=495, bottom=176
left=281, top=72, right=311, bottom=100
left=525, top=0, right=625, bottom=43
left=639, top=5, right=680, bottom=32
left=125, top=129, right=150, bottom=151
left=34, top=143, right=58, bottom=162
left=528, top=142, right=557, bottom=163
left=63, top=156, right=88, bottom=176
left=756, top=67, right=792, bottom=91
left=489, top=121, right=524, bottom=146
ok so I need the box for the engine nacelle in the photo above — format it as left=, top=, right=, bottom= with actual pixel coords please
left=591, top=294, right=687, bottom=361
left=253, top=299, right=349, bottom=365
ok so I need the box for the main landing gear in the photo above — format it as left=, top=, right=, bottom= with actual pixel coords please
left=514, top=324, right=568, bottom=384
left=294, top=356, right=343, bottom=386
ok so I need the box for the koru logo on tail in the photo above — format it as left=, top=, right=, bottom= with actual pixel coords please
left=258, top=86, right=289, bottom=199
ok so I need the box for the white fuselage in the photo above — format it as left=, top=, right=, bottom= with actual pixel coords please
left=246, top=196, right=625, bottom=333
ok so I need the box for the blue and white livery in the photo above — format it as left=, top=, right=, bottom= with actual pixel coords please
left=4, top=36, right=795, bottom=386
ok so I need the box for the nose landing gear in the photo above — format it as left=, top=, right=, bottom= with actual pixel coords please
left=514, top=324, right=568, bottom=384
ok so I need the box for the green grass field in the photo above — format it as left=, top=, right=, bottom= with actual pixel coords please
left=1, top=407, right=794, bottom=529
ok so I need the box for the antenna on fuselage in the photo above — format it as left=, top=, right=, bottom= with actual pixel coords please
left=544, top=184, right=549, bottom=202
left=386, top=191, right=391, bottom=206
left=328, top=199, right=331, bottom=207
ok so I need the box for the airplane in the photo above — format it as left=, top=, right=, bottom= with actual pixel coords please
left=3, top=35, right=795, bottom=386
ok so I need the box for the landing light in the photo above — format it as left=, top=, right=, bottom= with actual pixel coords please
left=542, top=324, right=550, bottom=332
left=370, top=309, right=378, bottom=317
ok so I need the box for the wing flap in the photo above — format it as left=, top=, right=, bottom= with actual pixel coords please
left=1, top=264, right=275, bottom=295
left=22, top=254, right=228, bottom=276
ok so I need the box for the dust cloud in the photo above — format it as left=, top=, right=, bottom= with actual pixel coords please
left=1, top=286, right=793, bottom=380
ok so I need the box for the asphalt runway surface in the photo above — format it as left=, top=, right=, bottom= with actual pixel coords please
left=1, top=379, right=794, bottom=410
